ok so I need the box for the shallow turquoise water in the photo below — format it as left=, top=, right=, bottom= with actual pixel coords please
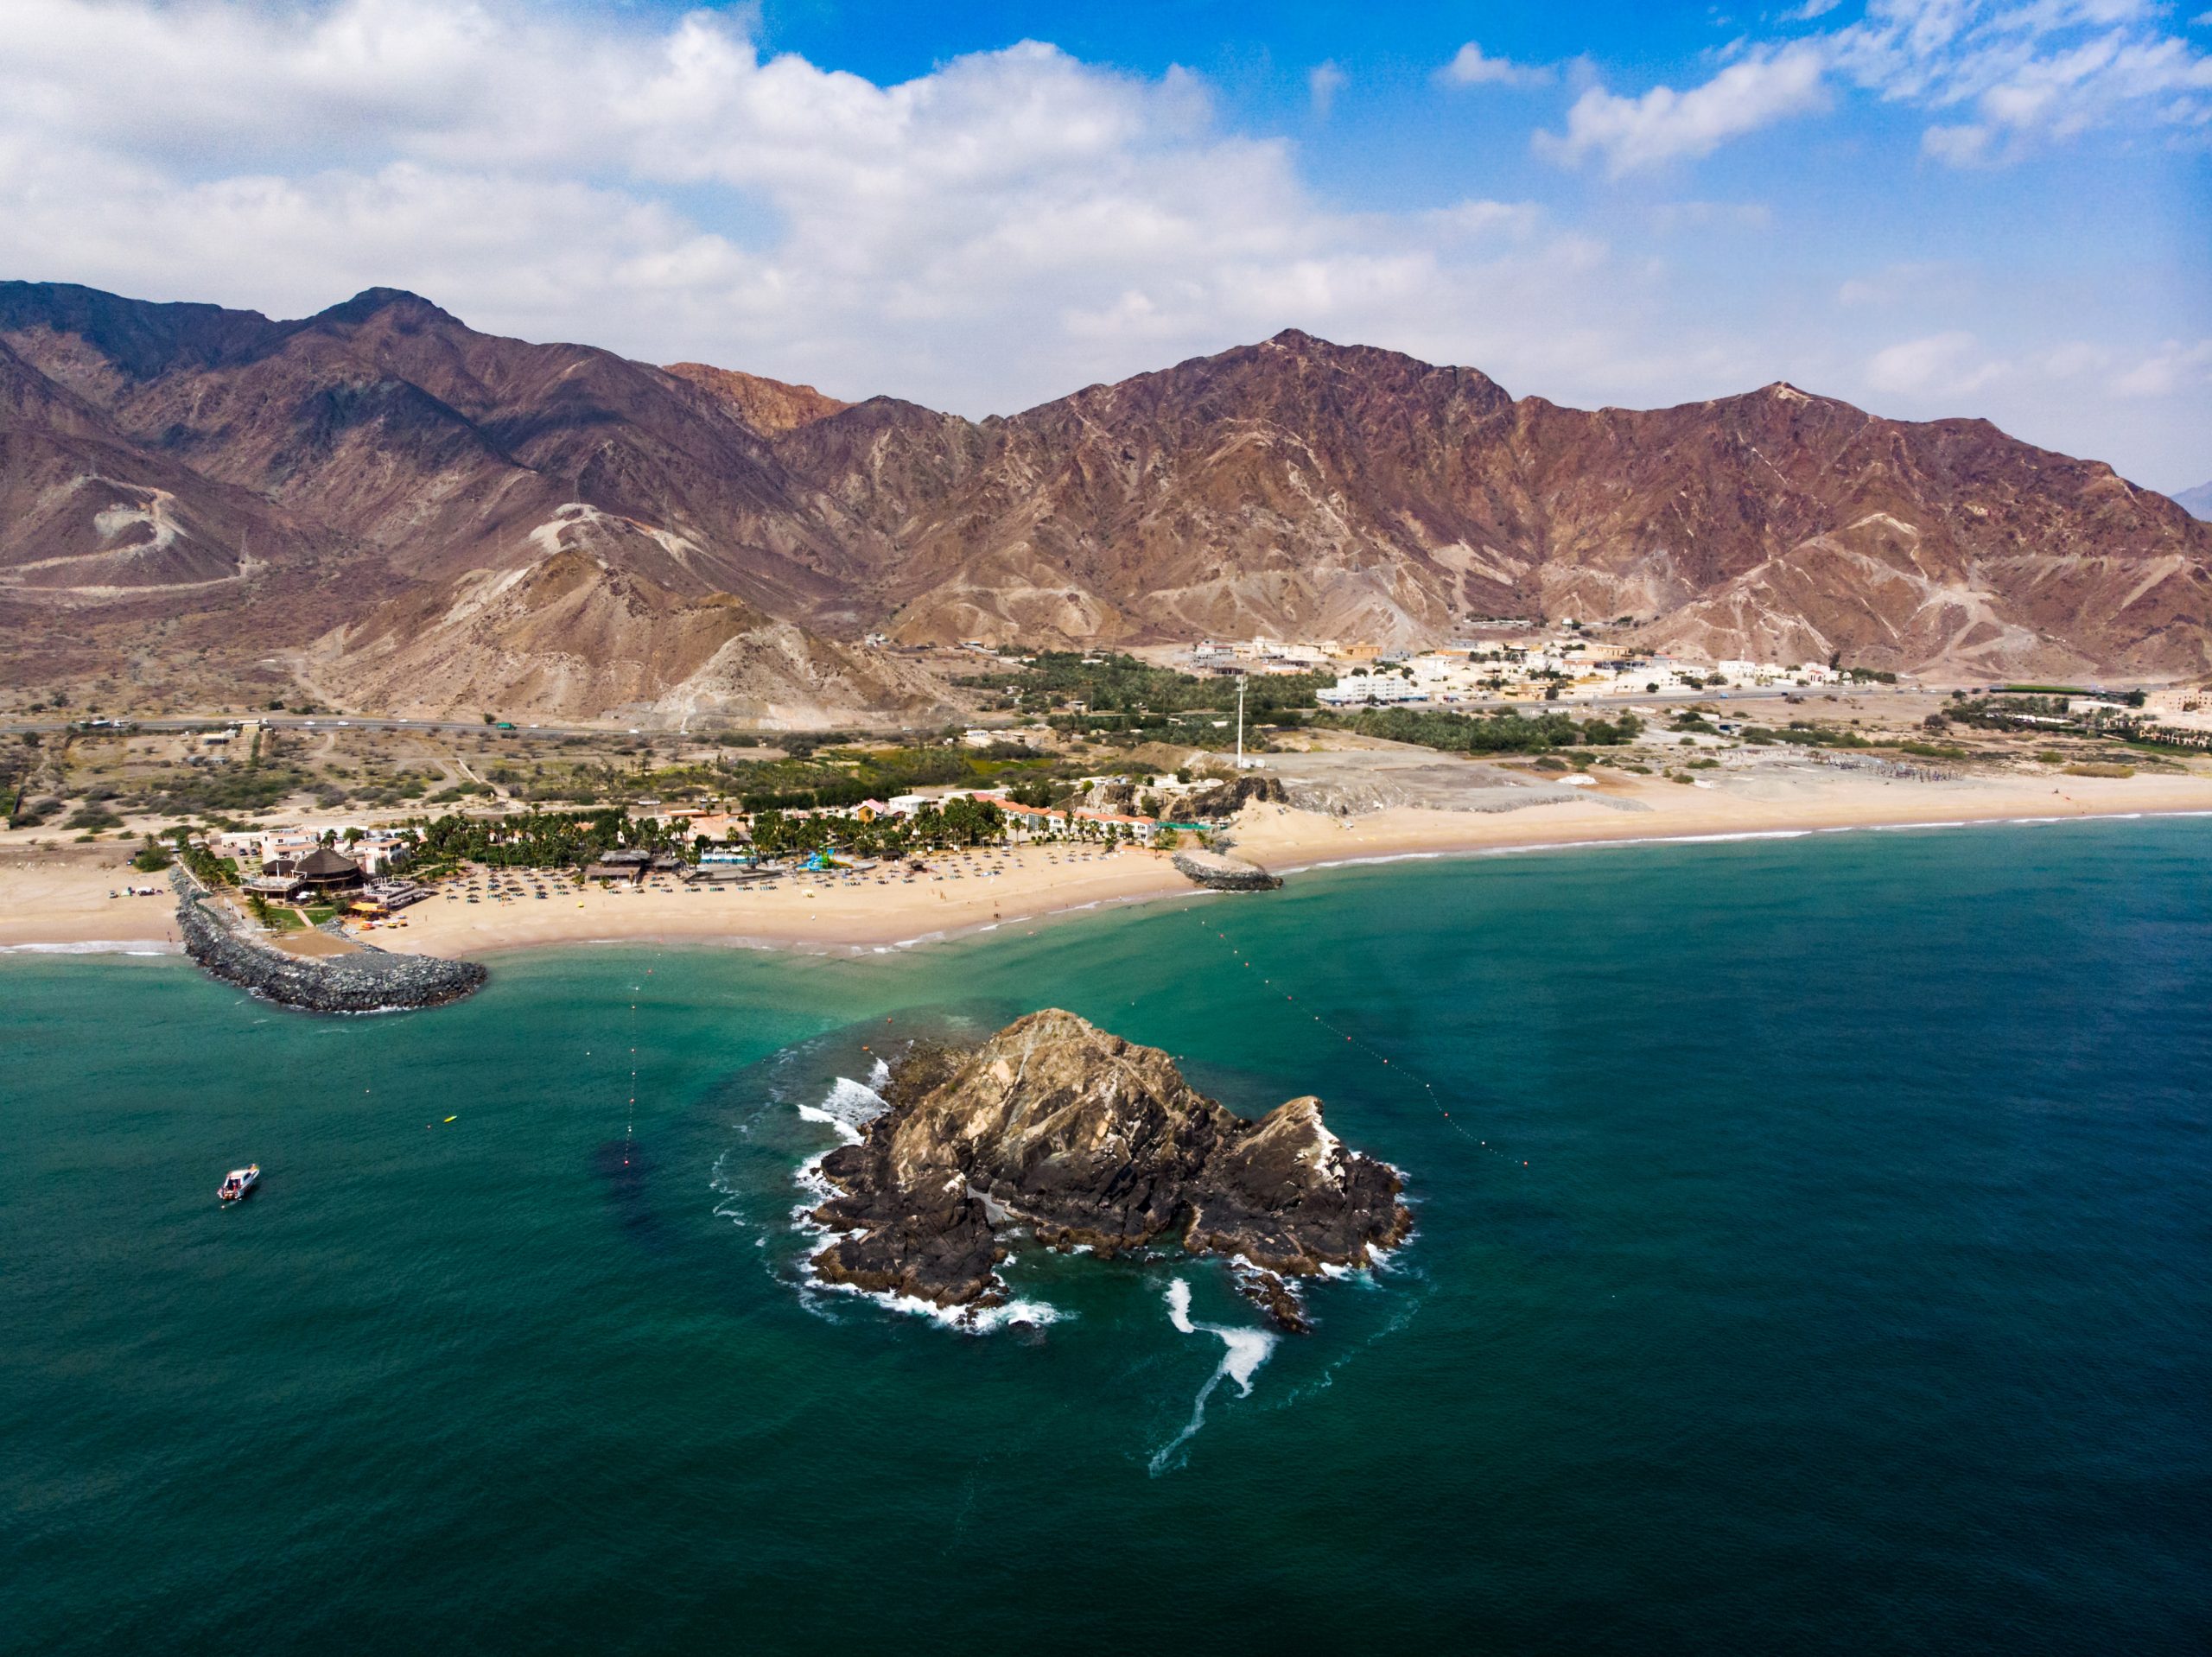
left=5, top=820, right=2209, bottom=1653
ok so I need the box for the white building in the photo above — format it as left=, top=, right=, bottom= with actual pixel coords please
left=1317, top=672, right=1427, bottom=707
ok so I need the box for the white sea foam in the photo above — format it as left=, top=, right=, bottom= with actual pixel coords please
left=1637, top=829, right=1813, bottom=844
left=795, top=1105, right=863, bottom=1146
left=1149, top=1278, right=1279, bottom=1476
left=802, top=1073, right=888, bottom=1137
left=783, top=1057, right=1063, bottom=1334
left=791, top=1149, right=838, bottom=1203
left=1301, top=851, right=1445, bottom=871
left=812, top=1277, right=1065, bottom=1335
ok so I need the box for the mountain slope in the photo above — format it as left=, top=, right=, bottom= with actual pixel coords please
left=2174, top=481, right=2212, bottom=522
left=764, top=333, right=2209, bottom=676
left=2, top=282, right=2207, bottom=714
left=301, top=532, right=956, bottom=728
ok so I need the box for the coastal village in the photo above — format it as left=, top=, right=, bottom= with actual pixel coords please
left=4, top=630, right=2211, bottom=975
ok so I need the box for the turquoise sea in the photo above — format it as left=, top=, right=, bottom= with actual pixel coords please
left=5, top=820, right=2209, bottom=1654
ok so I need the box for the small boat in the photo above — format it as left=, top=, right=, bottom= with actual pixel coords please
left=218, top=1165, right=260, bottom=1203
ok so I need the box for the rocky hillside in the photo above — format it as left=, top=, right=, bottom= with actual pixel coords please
left=662, top=362, right=852, bottom=435
left=3, top=279, right=2207, bottom=714
left=810, top=1008, right=1412, bottom=1330
left=299, top=536, right=955, bottom=727
left=797, top=333, right=2210, bottom=679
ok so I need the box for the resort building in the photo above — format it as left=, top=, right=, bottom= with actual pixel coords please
left=289, top=846, right=365, bottom=894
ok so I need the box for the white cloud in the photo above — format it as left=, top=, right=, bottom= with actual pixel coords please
left=1539, top=0, right=2212, bottom=178
left=1837, top=262, right=1974, bottom=307
left=1435, top=42, right=1549, bottom=89
left=1647, top=199, right=1774, bottom=231
left=1307, top=60, right=1345, bottom=117
left=0, top=0, right=2200, bottom=487
left=0, top=0, right=1681, bottom=417
left=1420, top=199, right=1545, bottom=239
left=2031, top=340, right=2113, bottom=378
left=1923, top=121, right=1999, bottom=162
left=1834, top=0, right=2212, bottom=162
left=1866, top=331, right=2010, bottom=395
left=2112, top=339, right=2212, bottom=397
left=1536, top=45, right=1829, bottom=174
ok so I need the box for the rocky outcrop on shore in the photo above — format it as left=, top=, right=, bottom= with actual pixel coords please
left=1171, top=848, right=1282, bottom=892
left=810, top=1009, right=1410, bottom=1330
left=170, top=870, right=485, bottom=1013
left=1180, top=775, right=1287, bottom=820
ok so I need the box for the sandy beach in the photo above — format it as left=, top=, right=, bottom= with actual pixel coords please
left=7, top=765, right=2210, bottom=962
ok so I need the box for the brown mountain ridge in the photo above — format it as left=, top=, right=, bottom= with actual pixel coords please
left=2, top=280, right=2205, bottom=720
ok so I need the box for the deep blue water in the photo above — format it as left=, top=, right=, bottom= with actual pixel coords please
left=3, top=819, right=2209, bottom=1654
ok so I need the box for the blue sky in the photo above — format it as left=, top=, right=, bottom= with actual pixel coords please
left=0, top=0, right=2206, bottom=487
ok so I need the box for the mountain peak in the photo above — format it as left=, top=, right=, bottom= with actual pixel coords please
left=312, top=288, right=458, bottom=328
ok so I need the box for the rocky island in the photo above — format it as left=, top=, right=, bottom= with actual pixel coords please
left=810, top=1009, right=1411, bottom=1330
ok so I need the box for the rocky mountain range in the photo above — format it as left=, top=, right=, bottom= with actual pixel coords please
left=2, top=278, right=2206, bottom=721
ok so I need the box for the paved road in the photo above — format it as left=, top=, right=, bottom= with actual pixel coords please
left=0, top=683, right=1932, bottom=740
left=0, top=715, right=646, bottom=740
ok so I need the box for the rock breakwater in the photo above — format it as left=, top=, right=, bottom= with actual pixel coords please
left=1172, top=848, right=1282, bottom=892
left=170, top=869, right=485, bottom=1013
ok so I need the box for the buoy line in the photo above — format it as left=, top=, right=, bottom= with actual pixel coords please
left=1184, top=908, right=1529, bottom=1169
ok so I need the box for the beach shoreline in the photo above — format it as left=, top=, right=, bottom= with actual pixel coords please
left=6, top=768, right=2211, bottom=962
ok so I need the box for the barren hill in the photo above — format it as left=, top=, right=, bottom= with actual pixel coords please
left=2, top=281, right=2206, bottom=718
left=781, top=332, right=2209, bottom=679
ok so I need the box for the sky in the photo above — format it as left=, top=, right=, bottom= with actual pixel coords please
left=0, top=1, right=2206, bottom=489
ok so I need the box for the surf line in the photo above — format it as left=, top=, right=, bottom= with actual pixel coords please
left=1184, top=907, right=1528, bottom=1170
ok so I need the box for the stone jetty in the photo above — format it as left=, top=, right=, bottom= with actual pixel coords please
left=1171, top=847, right=1283, bottom=892
left=170, top=868, right=485, bottom=1013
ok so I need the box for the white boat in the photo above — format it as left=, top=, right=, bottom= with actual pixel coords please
left=218, top=1165, right=260, bottom=1203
